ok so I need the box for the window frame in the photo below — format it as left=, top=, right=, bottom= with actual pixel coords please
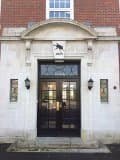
left=46, top=0, right=74, bottom=20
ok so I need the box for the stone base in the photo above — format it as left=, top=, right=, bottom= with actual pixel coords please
left=7, top=137, right=110, bottom=153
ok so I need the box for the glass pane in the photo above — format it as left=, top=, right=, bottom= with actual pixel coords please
left=65, top=11, right=70, bottom=18
left=60, top=11, right=65, bottom=18
left=66, top=0, right=70, bottom=8
left=70, top=124, right=76, bottom=129
left=63, top=82, right=69, bottom=90
left=62, top=90, right=70, bottom=99
left=40, top=121, right=48, bottom=128
left=70, top=82, right=76, bottom=100
left=49, top=100, right=56, bottom=128
left=41, top=82, right=47, bottom=90
left=70, top=82, right=76, bottom=89
left=49, top=91, right=56, bottom=99
left=49, top=100, right=57, bottom=110
left=40, top=64, right=79, bottom=76
left=41, top=82, right=56, bottom=90
left=60, top=0, right=65, bottom=8
left=70, top=101, right=77, bottom=109
left=48, top=82, right=56, bottom=90
left=49, top=121, right=56, bottom=128
left=42, top=91, right=49, bottom=100
left=41, top=102, right=49, bottom=111
left=62, top=82, right=69, bottom=99
left=49, top=11, right=54, bottom=18
left=55, top=11, right=59, bottom=18
left=55, top=0, right=59, bottom=8
left=41, top=82, right=56, bottom=100
left=50, top=0, right=70, bottom=9
left=62, top=124, right=70, bottom=128
left=50, top=0, right=54, bottom=8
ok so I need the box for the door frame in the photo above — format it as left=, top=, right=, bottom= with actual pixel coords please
left=37, top=60, right=81, bottom=137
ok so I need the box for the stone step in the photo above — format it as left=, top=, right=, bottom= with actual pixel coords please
left=7, top=138, right=110, bottom=153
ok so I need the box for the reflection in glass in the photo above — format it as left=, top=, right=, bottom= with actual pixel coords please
left=70, top=101, right=77, bottom=109
left=39, top=78, right=80, bottom=132
left=49, top=100, right=56, bottom=110
left=62, top=82, right=69, bottom=99
left=41, top=82, right=56, bottom=90
left=62, top=90, right=69, bottom=99
left=41, top=102, right=48, bottom=111
left=70, top=82, right=76, bottom=100
left=62, top=124, right=69, bottom=128
left=42, top=91, right=49, bottom=100
left=70, top=124, right=76, bottom=128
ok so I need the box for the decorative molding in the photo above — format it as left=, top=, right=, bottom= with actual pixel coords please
left=0, top=36, right=120, bottom=41
left=21, top=19, right=97, bottom=39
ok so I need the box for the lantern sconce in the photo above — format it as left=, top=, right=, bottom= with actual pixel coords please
left=25, top=78, right=30, bottom=89
left=88, top=78, right=94, bottom=90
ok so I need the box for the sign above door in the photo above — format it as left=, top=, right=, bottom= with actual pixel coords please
left=52, top=41, right=66, bottom=60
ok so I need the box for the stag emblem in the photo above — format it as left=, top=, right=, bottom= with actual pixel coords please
left=54, top=43, right=64, bottom=50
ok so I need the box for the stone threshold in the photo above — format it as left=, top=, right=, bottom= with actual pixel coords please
left=7, top=137, right=110, bottom=153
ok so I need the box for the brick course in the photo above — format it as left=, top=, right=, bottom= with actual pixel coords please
left=1, top=0, right=120, bottom=35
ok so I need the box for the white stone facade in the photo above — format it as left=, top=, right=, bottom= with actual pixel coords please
left=0, top=20, right=120, bottom=143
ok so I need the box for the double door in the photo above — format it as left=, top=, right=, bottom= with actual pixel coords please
left=37, top=79, right=80, bottom=137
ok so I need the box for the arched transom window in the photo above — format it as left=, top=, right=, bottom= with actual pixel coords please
left=46, top=0, right=74, bottom=19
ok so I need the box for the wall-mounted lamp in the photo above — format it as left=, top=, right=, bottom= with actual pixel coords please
left=88, top=78, right=94, bottom=90
left=25, top=78, right=30, bottom=89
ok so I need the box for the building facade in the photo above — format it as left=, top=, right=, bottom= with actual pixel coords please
left=0, top=0, right=120, bottom=143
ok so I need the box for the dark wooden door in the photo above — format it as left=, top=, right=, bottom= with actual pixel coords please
left=37, top=62, right=80, bottom=137
left=37, top=79, right=80, bottom=137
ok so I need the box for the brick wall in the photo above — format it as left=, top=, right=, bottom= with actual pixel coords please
left=1, top=0, right=120, bottom=35
left=75, top=0, right=120, bottom=35
left=1, top=0, right=45, bottom=27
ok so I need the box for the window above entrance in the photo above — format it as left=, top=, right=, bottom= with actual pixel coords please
left=46, top=0, right=74, bottom=19
left=39, top=63, right=80, bottom=77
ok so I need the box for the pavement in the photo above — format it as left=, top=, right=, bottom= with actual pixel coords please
left=0, top=143, right=120, bottom=160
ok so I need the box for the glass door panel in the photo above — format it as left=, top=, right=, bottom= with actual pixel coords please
left=38, top=79, right=80, bottom=136
left=39, top=81, right=57, bottom=129
left=61, top=81, right=79, bottom=131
